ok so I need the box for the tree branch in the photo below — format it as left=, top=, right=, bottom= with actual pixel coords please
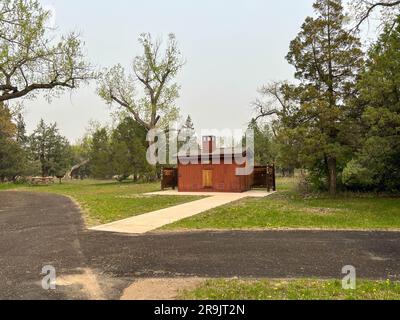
left=353, top=0, right=400, bottom=30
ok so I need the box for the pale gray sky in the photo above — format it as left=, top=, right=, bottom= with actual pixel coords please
left=23, top=0, right=319, bottom=142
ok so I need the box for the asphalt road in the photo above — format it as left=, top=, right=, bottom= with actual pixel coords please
left=0, top=191, right=399, bottom=300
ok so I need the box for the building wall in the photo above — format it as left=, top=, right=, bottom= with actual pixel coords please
left=178, top=161, right=251, bottom=193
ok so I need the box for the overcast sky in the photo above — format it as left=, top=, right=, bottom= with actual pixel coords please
left=23, top=0, right=324, bottom=142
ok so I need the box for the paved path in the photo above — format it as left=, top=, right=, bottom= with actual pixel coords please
left=0, top=192, right=92, bottom=299
left=1, top=191, right=399, bottom=300
left=146, top=190, right=274, bottom=197
left=90, top=190, right=273, bottom=234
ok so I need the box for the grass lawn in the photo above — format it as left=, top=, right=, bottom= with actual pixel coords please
left=2, top=177, right=400, bottom=230
left=163, top=177, right=400, bottom=231
left=0, top=180, right=202, bottom=226
left=181, top=279, right=400, bottom=300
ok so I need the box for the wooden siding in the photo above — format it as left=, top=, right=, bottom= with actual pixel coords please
left=178, top=162, right=251, bottom=193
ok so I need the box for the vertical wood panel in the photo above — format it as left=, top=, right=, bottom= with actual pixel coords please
left=178, top=159, right=251, bottom=193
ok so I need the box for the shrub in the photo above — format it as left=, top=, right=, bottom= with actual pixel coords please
left=342, top=160, right=375, bottom=190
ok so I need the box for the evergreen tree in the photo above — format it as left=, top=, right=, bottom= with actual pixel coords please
left=248, top=119, right=277, bottom=166
left=285, top=0, right=364, bottom=193
left=0, top=102, right=26, bottom=181
left=179, top=115, right=197, bottom=150
left=16, top=113, right=28, bottom=146
left=89, top=127, right=112, bottom=179
left=110, top=117, right=151, bottom=181
left=343, top=17, right=400, bottom=191
left=29, top=119, right=72, bottom=177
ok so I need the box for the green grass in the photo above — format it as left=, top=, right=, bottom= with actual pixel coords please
left=0, top=180, right=202, bottom=226
left=181, top=279, right=400, bottom=300
left=2, top=177, right=400, bottom=230
left=0, top=183, right=23, bottom=191
left=163, top=177, right=400, bottom=231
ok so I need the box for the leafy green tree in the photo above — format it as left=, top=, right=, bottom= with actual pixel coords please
left=343, top=17, right=400, bottom=191
left=0, top=0, right=92, bottom=181
left=87, top=119, right=156, bottom=181
left=29, top=119, right=72, bottom=177
left=88, top=127, right=112, bottom=179
left=0, top=0, right=93, bottom=103
left=284, top=0, right=364, bottom=194
left=110, top=117, right=153, bottom=181
left=0, top=102, right=26, bottom=181
left=248, top=119, right=277, bottom=166
left=0, top=137, right=27, bottom=181
left=98, top=33, right=184, bottom=131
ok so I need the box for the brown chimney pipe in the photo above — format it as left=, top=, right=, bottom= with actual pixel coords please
left=202, top=136, right=217, bottom=153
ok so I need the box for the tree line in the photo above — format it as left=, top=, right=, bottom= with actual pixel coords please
left=0, top=112, right=157, bottom=182
left=253, top=0, right=400, bottom=194
left=0, top=0, right=183, bottom=182
left=1, top=0, right=400, bottom=193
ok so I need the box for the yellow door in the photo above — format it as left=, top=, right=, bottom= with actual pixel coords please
left=202, top=170, right=213, bottom=188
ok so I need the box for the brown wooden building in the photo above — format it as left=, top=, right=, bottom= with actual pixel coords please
left=176, top=136, right=253, bottom=193
left=162, top=136, right=276, bottom=193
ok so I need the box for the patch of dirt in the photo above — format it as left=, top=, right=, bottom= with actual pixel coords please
left=56, top=268, right=106, bottom=300
left=120, top=278, right=205, bottom=300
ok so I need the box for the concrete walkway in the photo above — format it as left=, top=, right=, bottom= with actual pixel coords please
left=146, top=190, right=274, bottom=197
left=1, top=191, right=399, bottom=299
left=90, top=190, right=274, bottom=234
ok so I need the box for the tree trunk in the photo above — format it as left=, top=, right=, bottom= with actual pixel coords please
left=64, top=160, right=89, bottom=180
left=327, top=157, right=337, bottom=195
left=42, top=166, right=48, bottom=177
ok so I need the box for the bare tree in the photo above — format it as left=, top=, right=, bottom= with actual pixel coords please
left=253, top=81, right=299, bottom=122
left=351, top=0, right=400, bottom=30
left=0, top=0, right=94, bottom=103
left=98, top=33, right=185, bottom=131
